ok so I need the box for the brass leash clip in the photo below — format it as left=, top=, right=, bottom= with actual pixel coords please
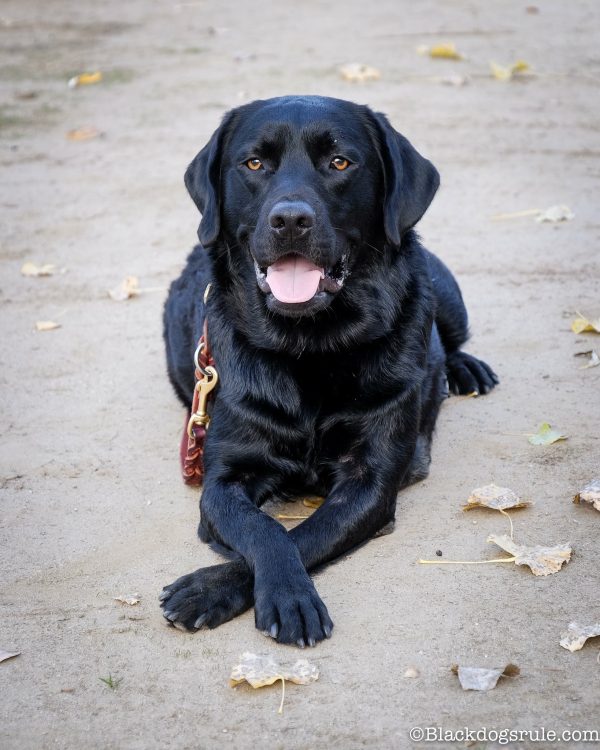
left=187, top=365, right=218, bottom=437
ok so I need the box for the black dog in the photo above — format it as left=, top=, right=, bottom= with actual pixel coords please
left=161, top=95, right=497, bottom=647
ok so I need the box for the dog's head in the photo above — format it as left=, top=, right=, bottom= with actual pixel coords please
left=185, top=96, right=439, bottom=318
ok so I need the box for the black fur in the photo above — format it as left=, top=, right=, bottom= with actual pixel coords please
left=161, top=96, right=498, bottom=646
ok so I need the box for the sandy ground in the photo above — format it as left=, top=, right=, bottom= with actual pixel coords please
left=1, top=1, right=599, bottom=748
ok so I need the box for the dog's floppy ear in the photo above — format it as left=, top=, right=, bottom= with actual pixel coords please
left=184, top=110, right=236, bottom=247
left=371, top=112, right=440, bottom=247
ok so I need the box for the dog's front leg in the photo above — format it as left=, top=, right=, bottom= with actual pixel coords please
left=161, top=480, right=334, bottom=646
left=161, top=397, right=420, bottom=644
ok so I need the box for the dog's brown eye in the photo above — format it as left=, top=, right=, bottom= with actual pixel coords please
left=330, top=157, right=350, bottom=171
left=246, top=158, right=263, bottom=171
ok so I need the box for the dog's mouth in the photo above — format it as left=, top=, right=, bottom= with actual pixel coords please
left=253, top=253, right=349, bottom=304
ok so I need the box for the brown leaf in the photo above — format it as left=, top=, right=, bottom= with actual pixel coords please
left=573, top=479, right=600, bottom=512
left=21, top=262, right=55, bottom=277
left=487, top=534, right=571, bottom=576
left=108, top=276, right=140, bottom=301
left=463, top=484, right=531, bottom=511
left=35, top=321, right=61, bottom=331
left=451, top=663, right=519, bottom=691
left=559, top=622, right=600, bottom=652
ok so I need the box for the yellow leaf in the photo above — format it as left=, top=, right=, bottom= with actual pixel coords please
left=35, top=321, right=61, bottom=331
left=67, top=126, right=101, bottom=141
left=68, top=71, right=102, bottom=88
left=490, top=60, right=530, bottom=81
left=429, top=43, right=463, bottom=60
left=572, top=314, right=600, bottom=334
left=302, top=496, right=325, bottom=509
left=512, top=59, right=530, bottom=73
left=528, top=422, right=567, bottom=445
left=490, top=61, right=512, bottom=81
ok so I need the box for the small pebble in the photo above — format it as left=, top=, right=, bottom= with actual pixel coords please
left=435, top=549, right=443, bottom=557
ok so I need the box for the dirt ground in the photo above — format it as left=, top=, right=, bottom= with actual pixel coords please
left=1, top=1, right=599, bottom=748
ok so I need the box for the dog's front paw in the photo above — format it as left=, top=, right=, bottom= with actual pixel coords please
left=160, top=559, right=253, bottom=631
left=446, top=350, right=499, bottom=396
left=254, top=568, right=333, bottom=648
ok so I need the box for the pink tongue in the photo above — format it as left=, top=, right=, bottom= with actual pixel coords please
left=266, top=256, right=324, bottom=303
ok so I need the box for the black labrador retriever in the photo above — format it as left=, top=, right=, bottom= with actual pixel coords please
left=161, top=95, right=497, bottom=647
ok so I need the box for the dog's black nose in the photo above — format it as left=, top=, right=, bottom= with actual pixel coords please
left=268, top=201, right=315, bottom=239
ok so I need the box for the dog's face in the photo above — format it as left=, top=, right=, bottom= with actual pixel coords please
left=185, top=96, right=439, bottom=318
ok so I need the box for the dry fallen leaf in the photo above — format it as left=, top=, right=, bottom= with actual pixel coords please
left=560, top=622, right=600, bottom=652
left=113, top=595, right=140, bottom=606
left=67, top=126, right=101, bottom=141
left=487, top=534, right=571, bottom=576
left=437, top=74, right=468, bottom=86
left=575, top=350, right=600, bottom=369
left=573, top=478, right=600, bottom=512
left=302, top=496, right=325, bottom=509
left=35, top=321, right=61, bottom=331
left=230, top=652, right=319, bottom=714
left=490, top=60, right=530, bottom=81
left=338, top=63, right=381, bottom=82
left=572, top=314, right=600, bottom=334
left=0, top=649, right=20, bottom=663
left=108, top=276, right=140, bottom=301
left=68, top=71, right=102, bottom=88
left=535, top=204, right=574, bottom=223
left=21, top=262, right=55, bottom=277
left=452, top=663, right=519, bottom=691
left=417, top=43, right=464, bottom=60
left=463, top=484, right=531, bottom=511
left=528, top=422, right=567, bottom=446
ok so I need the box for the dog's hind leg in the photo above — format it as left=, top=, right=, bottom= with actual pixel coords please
left=425, top=249, right=499, bottom=395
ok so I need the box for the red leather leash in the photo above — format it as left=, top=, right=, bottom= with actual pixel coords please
left=180, top=317, right=218, bottom=485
